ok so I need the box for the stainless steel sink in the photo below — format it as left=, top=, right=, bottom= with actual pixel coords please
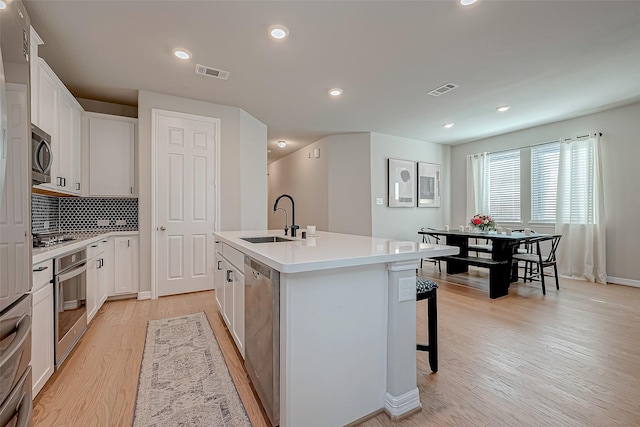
left=240, top=236, right=293, bottom=244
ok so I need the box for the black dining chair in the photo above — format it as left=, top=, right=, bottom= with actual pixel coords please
left=512, top=234, right=562, bottom=295
left=419, top=228, right=442, bottom=272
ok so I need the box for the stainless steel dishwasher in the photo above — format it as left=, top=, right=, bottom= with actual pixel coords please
left=244, top=256, right=280, bottom=426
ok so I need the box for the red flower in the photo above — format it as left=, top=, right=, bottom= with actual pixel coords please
left=473, top=218, right=482, bottom=225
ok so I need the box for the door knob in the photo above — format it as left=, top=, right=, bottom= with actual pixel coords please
left=160, top=226, right=166, bottom=231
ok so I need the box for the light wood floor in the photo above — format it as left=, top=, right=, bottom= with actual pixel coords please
left=33, top=269, right=640, bottom=426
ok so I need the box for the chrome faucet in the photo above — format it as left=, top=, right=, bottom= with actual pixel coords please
left=273, top=194, right=299, bottom=237
left=273, top=207, right=289, bottom=236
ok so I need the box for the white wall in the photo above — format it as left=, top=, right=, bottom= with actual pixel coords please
left=268, top=132, right=451, bottom=242
left=370, top=132, right=451, bottom=242
left=268, top=138, right=330, bottom=232
left=327, top=133, right=372, bottom=236
left=450, top=101, right=640, bottom=284
left=138, top=90, right=267, bottom=293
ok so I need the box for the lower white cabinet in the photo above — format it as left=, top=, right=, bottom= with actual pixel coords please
left=216, top=244, right=245, bottom=358
left=99, top=238, right=114, bottom=305
left=31, top=260, right=54, bottom=397
left=86, top=253, right=100, bottom=323
left=113, top=236, right=139, bottom=295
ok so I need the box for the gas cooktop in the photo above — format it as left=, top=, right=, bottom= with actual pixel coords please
left=32, top=233, right=76, bottom=248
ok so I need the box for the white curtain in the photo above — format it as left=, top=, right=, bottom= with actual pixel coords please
left=466, top=153, right=488, bottom=220
left=555, top=134, right=607, bottom=284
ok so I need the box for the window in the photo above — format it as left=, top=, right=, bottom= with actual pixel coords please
left=486, top=150, right=520, bottom=222
left=531, top=142, right=560, bottom=222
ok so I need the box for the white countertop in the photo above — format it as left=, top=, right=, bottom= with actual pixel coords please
left=32, top=231, right=139, bottom=265
left=214, top=230, right=459, bottom=273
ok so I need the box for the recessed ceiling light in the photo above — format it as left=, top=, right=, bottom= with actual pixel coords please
left=443, top=123, right=454, bottom=129
left=328, top=88, right=343, bottom=97
left=267, top=149, right=272, bottom=154
left=173, top=49, right=191, bottom=60
left=277, top=140, right=287, bottom=148
left=496, top=105, right=510, bottom=112
left=460, top=0, right=478, bottom=5
left=269, top=25, right=289, bottom=40
left=0, top=1, right=7, bottom=10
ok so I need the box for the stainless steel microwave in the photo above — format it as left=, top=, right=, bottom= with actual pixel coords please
left=32, top=123, right=52, bottom=185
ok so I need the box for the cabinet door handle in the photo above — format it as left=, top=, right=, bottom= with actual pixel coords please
left=226, top=270, right=233, bottom=282
left=130, top=187, right=133, bottom=194
left=62, top=177, right=66, bottom=187
left=76, top=182, right=81, bottom=191
left=127, top=239, right=130, bottom=247
left=217, top=260, right=222, bottom=270
left=32, top=266, right=48, bottom=272
left=97, top=259, right=101, bottom=269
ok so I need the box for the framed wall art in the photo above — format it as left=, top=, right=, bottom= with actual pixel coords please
left=388, top=158, right=415, bottom=207
left=417, top=162, right=441, bottom=208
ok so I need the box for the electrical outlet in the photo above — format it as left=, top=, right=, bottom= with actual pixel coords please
left=398, top=277, right=416, bottom=302
left=44, top=220, right=50, bottom=229
left=376, top=197, right=383, bottom=205
left=97, top=219, right=109, bottom=227
left=115, top=219, right=127, bottom=226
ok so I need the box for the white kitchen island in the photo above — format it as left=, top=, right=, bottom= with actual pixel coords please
left=213, top=230, right=458, bottom=427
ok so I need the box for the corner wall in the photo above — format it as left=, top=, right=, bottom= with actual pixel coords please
left=450, top=101, right=640, bottom=284
left=370, top=132, right=451, bottom=242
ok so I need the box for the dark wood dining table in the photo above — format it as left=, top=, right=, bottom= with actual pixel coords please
left=418, top=229, right=554, bottom=298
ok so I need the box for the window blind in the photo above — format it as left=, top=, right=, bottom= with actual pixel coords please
left=486, top=150, right=520, bottom=222
left=531, top=142, right=560, bottom=222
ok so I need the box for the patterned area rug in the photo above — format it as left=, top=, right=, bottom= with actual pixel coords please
left=133, top=312, right=252, bottom=426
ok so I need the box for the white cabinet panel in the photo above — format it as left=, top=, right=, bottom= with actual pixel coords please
left=214, top=251, right=224, bottom=312
left=113, top=236, right=138, bottom=295
left=87, top=114, right=136, bottom=197
left=86, top=255, right=99, bottom=323
left=219, top=256, right=245, bottom=359
left=31, top=262, right=54, bottom=397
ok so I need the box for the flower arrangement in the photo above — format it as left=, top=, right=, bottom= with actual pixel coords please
left=470, top=214, right=496, bottom=231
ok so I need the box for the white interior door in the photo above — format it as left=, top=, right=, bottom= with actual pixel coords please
left=155, top=110, right=218, bottom=297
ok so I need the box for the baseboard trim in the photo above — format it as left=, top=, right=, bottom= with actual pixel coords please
left=384, top=388, right=422, bottom=420
left=137, top=291, right=151, bottom=300
left=63, top=300, right=79, bottom=310
left=607, top=276, right=640, bottom=288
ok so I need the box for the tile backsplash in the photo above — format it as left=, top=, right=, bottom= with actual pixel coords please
left=32, top=194, right=138, bottom=234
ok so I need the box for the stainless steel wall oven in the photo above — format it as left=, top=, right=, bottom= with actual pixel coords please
left=54, top=248, right=87, bottom=368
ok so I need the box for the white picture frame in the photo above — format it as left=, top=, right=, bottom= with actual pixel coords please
left=418, top=162, right=441, bottom=208
left=388, top=158, right=415, bottom=207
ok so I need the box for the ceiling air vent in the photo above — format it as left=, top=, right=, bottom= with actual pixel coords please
left=195, top=64, right=230, bottom=80
left=427, top=83, right=459, bottom=97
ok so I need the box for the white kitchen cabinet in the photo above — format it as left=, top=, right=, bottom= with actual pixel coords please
left=217, top=244, right=245, bottom=358
left=87, top=238, right=113, bottom=323
left=214, top=250, right=224, bottom=312
left=30, top=260, right=54, bottom=397
left=32, top=56, right=83, bottom=195
left=99, top=238, right=114, bottom=306
left=86, top=253, right=100, bottom=323
left=86, top=113, right=136, bottom=197
left=113, top=236, right=139, bottom=295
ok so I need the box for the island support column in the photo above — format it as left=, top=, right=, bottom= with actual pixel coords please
left=385, top=259, right=421, bottom=419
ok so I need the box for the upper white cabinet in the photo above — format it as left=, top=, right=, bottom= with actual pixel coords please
left=31, top=28, right=83, bottom=195
left=84, top=113, right=137, bottom=197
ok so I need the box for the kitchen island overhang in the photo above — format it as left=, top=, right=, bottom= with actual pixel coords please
left=214, top=230, right=458, bottom=426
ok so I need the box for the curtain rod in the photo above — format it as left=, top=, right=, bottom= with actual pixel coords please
left=469, top=132, right=603, bottom=157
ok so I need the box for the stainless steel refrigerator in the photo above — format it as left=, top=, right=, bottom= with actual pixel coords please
left=0, top=1, right=33, bottom=425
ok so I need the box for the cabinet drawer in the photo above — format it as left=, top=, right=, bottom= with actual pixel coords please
left=222, top=244, right=244, bottom=273
left=32, top=260, right=53, bottom=292
left=86, top=240, right=102, bottom=258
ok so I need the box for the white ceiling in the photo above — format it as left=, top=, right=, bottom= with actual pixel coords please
left=24, top=0, right=640, bottom=163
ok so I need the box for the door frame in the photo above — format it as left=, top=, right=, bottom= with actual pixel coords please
left=150, top=108, right=220, bottom=300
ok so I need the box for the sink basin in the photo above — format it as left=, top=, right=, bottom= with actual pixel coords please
left=240, top=236, right=293, bottom=244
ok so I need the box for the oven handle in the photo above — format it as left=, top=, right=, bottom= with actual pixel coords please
left=56, top=262, right=87, bottom=284
left=0, top=313, right=31, bottom=370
